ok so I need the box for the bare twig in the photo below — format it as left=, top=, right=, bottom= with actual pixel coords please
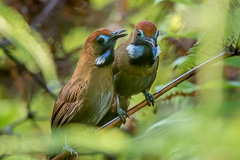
left=99, top=42, right=240, bottom=130
left=31, top=0, right=61, bottom=28
left=1, top=116, right=28, bottom=135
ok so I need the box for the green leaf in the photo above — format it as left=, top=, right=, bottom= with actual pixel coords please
left=224, top=56, right=240, bottom=67
left=177, top=0, right=240, bottom=71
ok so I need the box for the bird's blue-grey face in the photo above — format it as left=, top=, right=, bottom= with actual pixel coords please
left=127, top=29, right=161, bottom=66
left=95, top=29, right=127, bottom=67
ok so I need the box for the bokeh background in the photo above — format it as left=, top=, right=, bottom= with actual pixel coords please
left=1, top=0, right=240, bottom=159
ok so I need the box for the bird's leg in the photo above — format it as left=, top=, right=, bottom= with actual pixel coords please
left=63, top=135, right=78, bottom=158
left=142, top=90, right=154, bottom=106
left=116, top=95, right=130, bottom=124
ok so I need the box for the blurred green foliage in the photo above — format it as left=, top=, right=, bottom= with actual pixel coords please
left=0, top=0, right=240, bottom=159
left=0, top=2, right=60, bottom=91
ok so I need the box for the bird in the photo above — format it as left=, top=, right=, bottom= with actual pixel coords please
left=50, top=28, right=127, bottom=157
left=97, top=20, right=161, bottom=126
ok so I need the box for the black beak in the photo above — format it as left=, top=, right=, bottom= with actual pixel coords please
left=110, top=29, right=128, bottom=40
left=143, top=37, right=156, bottom=48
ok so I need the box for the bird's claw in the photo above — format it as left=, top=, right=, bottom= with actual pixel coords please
left=117, top=108, right=129, bottom=124
left=143, top=91, right=155, bottom=106
left=63, top=145, right=78, bottom=158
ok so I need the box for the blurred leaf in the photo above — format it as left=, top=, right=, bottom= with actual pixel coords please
left=91, top=0, right=115, bottom=10
left=201, top=80, right=240, bottom=89
left=177, top=0, right=240, bottom=71
left=224, top=80, right=240, bottom=88
left=177, top=81, right=199, bottom=92
left=0, top=2, right=60, bottom=92
left=0, top=99, right=26, bottom=127
left=155, top=0, right=193, bottom=4
left=224, top=56, right=240, bottom=67
left=62, top=27, right=91, bottom=53
left=155, top=81, right=199, bottom=94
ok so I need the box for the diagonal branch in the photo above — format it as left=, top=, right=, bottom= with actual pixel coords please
left=99, top=42, right=240, bottom=130
left=31, top=0, right=61, bottom=28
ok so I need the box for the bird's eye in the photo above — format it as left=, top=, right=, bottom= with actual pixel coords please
left=137, top=30, right=142, bottom=37
left=97, top=37, right=104, bottom=44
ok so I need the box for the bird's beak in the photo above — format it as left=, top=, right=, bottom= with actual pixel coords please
left=109, top=29, right=128, bottom=40
left=143, top=37, right=156, bottom=48
left=143, top=37, right=161, bottom=60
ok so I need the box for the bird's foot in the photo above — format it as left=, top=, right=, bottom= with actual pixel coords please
left=63, top=145, right=78, bottom=158
left=143, top=91, right=154, bottom=106
left=117, top=107, right=130, bottom=124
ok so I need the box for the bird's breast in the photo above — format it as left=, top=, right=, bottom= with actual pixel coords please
left=127, top=44, right=155, bottom=66
left=114, top=59, right=158, bottom=97
left=115, top=72, right=155, bottom=97
left=83, top=66, right=114, bottom=125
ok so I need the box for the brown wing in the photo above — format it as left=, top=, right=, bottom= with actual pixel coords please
left=51, top=79, right=84, bottom=128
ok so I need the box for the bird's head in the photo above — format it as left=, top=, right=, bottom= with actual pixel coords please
left=84, top=28, right=127, bottom=67
left=127, top=20, right=161, bottom=66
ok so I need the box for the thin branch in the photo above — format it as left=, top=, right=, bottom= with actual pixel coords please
left=1, top=116, right=28, bottom=135
left=31, top=0, right=61, bottom=28
left=99, top=42, right=240, bottom=130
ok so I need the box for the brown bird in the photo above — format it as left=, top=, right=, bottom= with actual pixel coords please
left=49, top=28, right=127, bottom=157
left=51, top=28, right=127, bottom=128
left=98, top=20, right=160, bottom=126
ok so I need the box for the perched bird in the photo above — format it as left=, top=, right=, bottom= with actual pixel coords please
left=51, top=28, right=127, bottom=127
left=50, top=28, right=127, bottom=156
left=98, top=20, right=161, bottom=126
